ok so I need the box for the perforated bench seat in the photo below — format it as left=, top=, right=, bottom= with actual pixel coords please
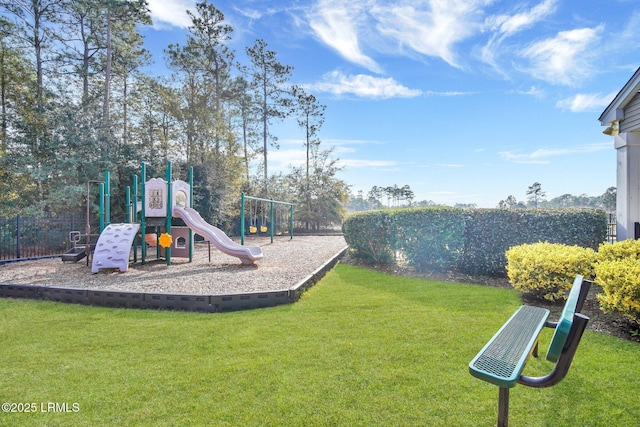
left=469, top=305, right=550, bottom=388
left=469, top=275, right=592, bottom=427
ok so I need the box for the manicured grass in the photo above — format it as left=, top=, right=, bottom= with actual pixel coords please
left=1, top=264, right=639, bottom=426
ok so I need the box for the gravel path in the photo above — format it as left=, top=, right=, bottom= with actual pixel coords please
left=0, top=235, right=348, bottom=295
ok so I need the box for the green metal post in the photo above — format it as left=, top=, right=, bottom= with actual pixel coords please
left=133, top=174, right=139, bottom=222
left=289, top=203, right=294, bottom=240
left=189, top=166, right=193, bottom=208
left=132, top=175, right=139, bottom=262
left=270, top=199, right=274, bottom=244
left=188, top=166, right=193, bottom=262
left=104, top=171, right=110, bottom=226
left=141, top=163, right=146, bottom=265
left=165, top=161, right=172, bottom=265
left=125, top=186, right=131, bottom=223
left=240, top=192, right=245, bottom=245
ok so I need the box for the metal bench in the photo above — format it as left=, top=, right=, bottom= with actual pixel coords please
left=469, top=275, right=591, bottom=427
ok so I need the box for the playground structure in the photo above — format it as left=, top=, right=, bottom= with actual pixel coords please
left=68, top=162, right=266, bottom=273
left=240, top=193, right=294, bottom=245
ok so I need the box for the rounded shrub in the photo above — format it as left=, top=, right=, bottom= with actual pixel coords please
left=506, top=242, right=596, bottom=301
left=594, top=258, right=640, bottom=325
left=595, top=239, right=640, bottom=325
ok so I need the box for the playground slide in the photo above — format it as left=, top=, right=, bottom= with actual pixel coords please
left=173, top=207, right=263, bottom=265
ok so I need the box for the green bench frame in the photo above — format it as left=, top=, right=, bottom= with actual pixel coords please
left=469, top=275, right=591, bottom=427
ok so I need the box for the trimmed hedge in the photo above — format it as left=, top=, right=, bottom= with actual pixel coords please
left=393, top=208, right=469, bottom=272
left=343, top=207, right=607, bottom=276
left=342, top=210, right=396, bottom=263
left=461, top=209, right=606, bottom=276
left=505, top=242, right=596, bottom=301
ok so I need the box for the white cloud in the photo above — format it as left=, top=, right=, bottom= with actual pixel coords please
left=267, top=148, right=307, bottom=173
left=307, top=0, right=381, bottom=73
left=307, top=0, right=493, bottom=71
left=339, top=159, right=399, bottom=168
left=519, top=26, right=603, bottom=85
left=268, top=145, right=399, bottom=173
left=509, top=86, right=545, bottom=97
left=333, top=146, right=357, bottom=154
left=324, top=139, right=384, bottom=154
left=233, top=7, right=263, bottom=20
left=307, top=70, right=422, bottom=99
left=147, top=0, right=196, bottom=29
left=324, top=138, right=384, bottom=146
left=556, top=91, right=618, bottom=112
left=480, top=0, right=557, bottom=73
left=499, top=143, right=610, bottom=163
left=487, top=0, right=557, bottom=36
left=339, top=159, right=400, bottom=171
left=424, top=90, right=478, bottom=97
left=370, top=1, right=485, bottom=68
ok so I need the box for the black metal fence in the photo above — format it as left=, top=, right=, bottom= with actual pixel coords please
left=607, top=213, right=617, bottom=244
left=0, top=214, right=92, bottom=264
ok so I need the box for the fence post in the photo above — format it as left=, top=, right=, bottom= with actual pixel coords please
left=270, top=199, right=274, bottom=244
left=16, top=214, right=21, bottom=259
left=290, top=203, right=294, bottom=240
left=99, top=183, right=105, bottom=232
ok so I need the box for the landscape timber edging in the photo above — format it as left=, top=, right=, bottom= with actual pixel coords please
left=0, top=245, right=349, bottom=313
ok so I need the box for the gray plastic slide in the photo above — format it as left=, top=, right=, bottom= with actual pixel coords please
left=173, top=206, right=263, bottom=265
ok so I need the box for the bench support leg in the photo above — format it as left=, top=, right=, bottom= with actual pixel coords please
left=498, top=387, right=509, bottom=427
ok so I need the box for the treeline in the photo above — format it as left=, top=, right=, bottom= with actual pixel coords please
left=347, top=183, right=616, bottom=211
left=348, top=185, right=421, bottom=211
left=497, top=185, right=616, bottom=211
left=0, top=1, right=347, bottom=231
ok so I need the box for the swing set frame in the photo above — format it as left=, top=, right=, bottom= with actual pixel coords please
left=240, top=192, right=294, bottom=245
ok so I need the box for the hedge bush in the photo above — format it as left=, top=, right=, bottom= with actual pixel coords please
left=595, top=239, right=640, bottom=326
left=342, top=207, right=607, bottom=277
left=597, top=238, right=640, bottom=262
left=342, top=211, right=396, bottom=263
left=505, top=242, right=596, bottom=301
left=393, top=208, right=469, bottom=272
left=461, top=209, right=606, bottom=276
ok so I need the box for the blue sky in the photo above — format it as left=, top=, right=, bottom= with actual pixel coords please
left=141, top=0, right=640, bottom=207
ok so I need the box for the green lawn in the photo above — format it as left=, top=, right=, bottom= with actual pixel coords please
left=1, top=264, right=638, bottom=426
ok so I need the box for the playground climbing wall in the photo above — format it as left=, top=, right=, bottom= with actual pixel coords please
left=91, top=223, right=141, bottom=273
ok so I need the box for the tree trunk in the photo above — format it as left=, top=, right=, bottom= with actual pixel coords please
left=102, top=7, right=112, bottom=124
left=262, top=96, right=268, bottom=187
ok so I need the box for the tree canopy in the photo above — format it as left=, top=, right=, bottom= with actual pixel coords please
left=0, top=1, right=348, bottom=231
